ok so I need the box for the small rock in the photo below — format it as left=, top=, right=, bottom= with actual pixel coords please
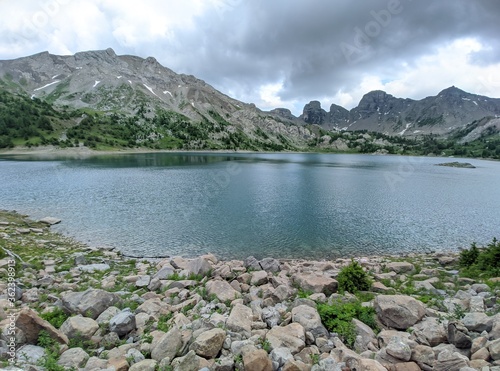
left=39, top=217, right=61, bottom=225
left=270, top=347, right=294, bottom=368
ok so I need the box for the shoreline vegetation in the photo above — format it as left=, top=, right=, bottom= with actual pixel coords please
left=1, top=210, right=500, bottom=370
left=0, top=145, right=498, bottom=164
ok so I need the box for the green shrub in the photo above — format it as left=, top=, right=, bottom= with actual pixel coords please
left=318, top=300, right=378, bottom=348
left=157, top=313, right=173, bottom=332
left=40, top=307, right=69, bottom=329
left=459, top=242, right=479, bottom=268
left=460, top=238, right=500, bottom=279
left=337, top=259, right=372, bottom=293
left=37, top=330, right=65, bottom=371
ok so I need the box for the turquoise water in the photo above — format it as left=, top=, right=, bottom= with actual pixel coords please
left=1, top=152, right=499, bottom=259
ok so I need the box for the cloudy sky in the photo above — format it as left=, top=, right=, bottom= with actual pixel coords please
left=1, top=0, right=499, bottom=115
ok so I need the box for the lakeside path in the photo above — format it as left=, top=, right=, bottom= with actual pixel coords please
left=1, top=210, right=500, bottom=370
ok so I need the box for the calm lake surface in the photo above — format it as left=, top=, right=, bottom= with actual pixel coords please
left=1, top=152, right=499, bottom=259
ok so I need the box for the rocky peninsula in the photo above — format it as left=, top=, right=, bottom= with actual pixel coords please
left=0, top=211, right=499, bottom=371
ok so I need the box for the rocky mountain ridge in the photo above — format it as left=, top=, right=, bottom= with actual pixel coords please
left=300, top=87, right=500, bottom=136
left=0, top=48, right=312, bottom=150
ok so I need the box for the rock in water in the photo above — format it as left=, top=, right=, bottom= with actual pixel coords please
left=39, top=217, right=61, bottom=225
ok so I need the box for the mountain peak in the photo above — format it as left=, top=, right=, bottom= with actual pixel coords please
left=438, top=86, right=467, bottom=96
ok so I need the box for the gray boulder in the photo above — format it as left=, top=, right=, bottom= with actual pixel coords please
left=266, top=323, right=306, bottom=354
left=413, top=317, right=447, bottom=347
left=227, top=304, right=253, bottom=338
left=374, top=295, right=425, bottom=330
left=109, top=309, right=136, bottom=336
left=462, top=312, right=493, bottom=332
left=206, top=280, right=240, bottom=302
left=386, top=336, right=411, bottom=361
left=185, top=256, right=212, bottom=276
left=259, top=257, right=280, bottom=272
left=190, top=328, right=226, bottom=358
left=448, top=321, right=472, bottom=349
left=61, top=288, right=120, bottom=319
left=129, top=359, right=158, bottom=371
left=244, top=256, right=261, bottom=271
left=386, top=261, right=415, bottom=273
left=291, top=305, right=328, bottom=338
left=151, top=327, right=183, bottom=361
left=293, top=273, right=338, bottom=296
left=16, top=344, right=45, bottom=365
left=434, top=349, right=469, bottom=371
left=152, top=265, right=175, bottom=280
left=60, top=315, right=99, bottom=340
left=489, top=338, right=500, bottom=361
left=57, top=347, right=89, bottom=369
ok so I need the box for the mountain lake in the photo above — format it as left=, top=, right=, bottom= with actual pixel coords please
left=1, top=152, right=499, bottom=260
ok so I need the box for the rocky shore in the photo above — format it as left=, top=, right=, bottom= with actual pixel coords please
left=0, top=211, right=499, bottom=371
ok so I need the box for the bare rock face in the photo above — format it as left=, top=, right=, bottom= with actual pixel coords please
left=374, top=295, right=426, bottom=330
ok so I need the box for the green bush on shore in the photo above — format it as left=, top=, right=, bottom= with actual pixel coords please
left=459, top=238, right=500, bottom=278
